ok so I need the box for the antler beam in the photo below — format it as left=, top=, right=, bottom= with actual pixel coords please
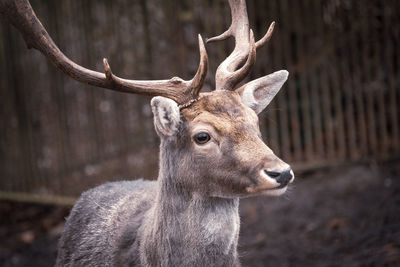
left=0, top=0, right=208, bottom=105
left=207, top=0, right=275, bottom=91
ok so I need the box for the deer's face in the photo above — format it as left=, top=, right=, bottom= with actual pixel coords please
left=151, top=71, right=294, bottom=198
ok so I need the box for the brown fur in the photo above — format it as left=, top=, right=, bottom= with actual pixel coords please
left=181, top=90, right=289, bottom=196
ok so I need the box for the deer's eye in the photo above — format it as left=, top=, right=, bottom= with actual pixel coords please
left=194, top=132, right=211, bottom=144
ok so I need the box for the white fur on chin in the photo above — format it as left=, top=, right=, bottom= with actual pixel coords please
left=262, top=186, right=288, bottom=196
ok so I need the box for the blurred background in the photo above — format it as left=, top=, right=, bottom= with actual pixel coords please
left=0, top=0, right=399, bottom=266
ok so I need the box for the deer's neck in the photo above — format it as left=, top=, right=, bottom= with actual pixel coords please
left=140, top=143, right=240, bottom=266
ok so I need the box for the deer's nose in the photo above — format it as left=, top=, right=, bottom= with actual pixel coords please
left=264, top=168, right=293, bottom=186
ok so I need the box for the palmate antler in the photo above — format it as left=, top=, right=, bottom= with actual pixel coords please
left=207, top=0, right=275, bottom=91
left=0, top=0, right=208, bottom=106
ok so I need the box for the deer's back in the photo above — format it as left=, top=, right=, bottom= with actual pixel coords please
left=56, top=179, right=157, bottom=267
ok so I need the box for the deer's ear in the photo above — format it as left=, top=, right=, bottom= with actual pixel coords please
left=238, top=70, right=289, bottom=114
left=151, top=96, right=181, bottom=136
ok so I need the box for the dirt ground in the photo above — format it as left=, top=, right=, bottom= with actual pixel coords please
left=0, top=160, right=399, bottom=267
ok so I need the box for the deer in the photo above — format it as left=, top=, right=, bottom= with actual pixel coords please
left=0, top=0, right=294, bottom=266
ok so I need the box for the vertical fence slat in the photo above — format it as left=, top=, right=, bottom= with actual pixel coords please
left=360, top=3, right=378, bottom=157
left=322, top=2, right=347, bottom=160
left=305, top=0, right=324, bottom=160
left=285, top=0, right=302, bottom=161
left=313, top=1, right=336, bottom=160
left=373, top=2, right=389, bottom=157
left=329, top=60, right=347, bottom=159
left=383, top=2, right=399, bottom=153
left=263, top=0, right=282, bottom=156
left=275, top=0, right=291, bottom=161
left=293, top=0, right=314, bottom=161
left=348, top=4, right=368, bottom=158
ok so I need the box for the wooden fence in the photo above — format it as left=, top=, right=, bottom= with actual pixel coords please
left=0, top=0, right=399, bottom=201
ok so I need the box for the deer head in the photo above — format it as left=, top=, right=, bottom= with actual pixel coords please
left=0, top=0, right=294, bottom=197
left=148, top=0, right=294, bottom=197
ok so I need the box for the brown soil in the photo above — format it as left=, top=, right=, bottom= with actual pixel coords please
left=1, top=160, right=399, bottom=267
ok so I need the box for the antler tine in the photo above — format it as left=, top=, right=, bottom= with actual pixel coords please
left=256, top=21, right=275, bottom=50
left=207, top=0, right=275, bottom=91
left=0, top=0, right=208, bottom=106
left=189, top=34, right=208, bottom=98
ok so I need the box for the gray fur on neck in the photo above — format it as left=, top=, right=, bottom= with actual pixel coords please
left=56, top=139, right=241, bottom=267
left=140, top=186, right=240, bottom=266
left=139, top=140, right=241, bottom=266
